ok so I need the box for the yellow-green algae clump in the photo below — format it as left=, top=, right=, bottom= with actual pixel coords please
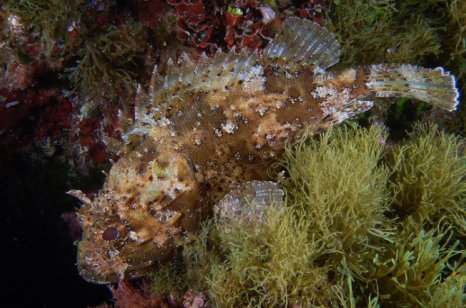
left=151, top=124, right=465, bottom=307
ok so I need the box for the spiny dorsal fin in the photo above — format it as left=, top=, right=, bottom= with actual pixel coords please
left=128, top=49, right=264, bottom=140
left=149, top=49, right=263, bottom=100
left=264, top=17, right=341, bottom=69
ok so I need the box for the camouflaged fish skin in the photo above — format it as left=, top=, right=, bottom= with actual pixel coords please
left=70, top=17, right=460, bottom=284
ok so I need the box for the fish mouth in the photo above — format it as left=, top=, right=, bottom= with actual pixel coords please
left=76, top=238, right=124, bottom=284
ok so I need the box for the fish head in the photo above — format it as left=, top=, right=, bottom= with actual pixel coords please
left=70, top=143, right=200, bottom=284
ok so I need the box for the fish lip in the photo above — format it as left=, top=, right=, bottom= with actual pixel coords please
left=77, top=254, right=119, bottom=284
left=78, top=265, right=118, bottom=285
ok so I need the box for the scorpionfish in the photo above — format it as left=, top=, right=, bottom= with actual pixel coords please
left=69, top=17, right=459, bottom=284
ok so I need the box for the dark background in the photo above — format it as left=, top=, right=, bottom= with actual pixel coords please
left=1, top=156, right=111, bottom=307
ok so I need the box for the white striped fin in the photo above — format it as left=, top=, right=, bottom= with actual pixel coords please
left=264, top=17, right=341, bottom=69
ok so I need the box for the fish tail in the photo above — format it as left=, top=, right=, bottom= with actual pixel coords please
left=365, top=64, right=460, bottom=111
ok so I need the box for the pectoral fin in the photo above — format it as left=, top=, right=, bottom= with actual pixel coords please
left=264, top=17, right=341, bottom=69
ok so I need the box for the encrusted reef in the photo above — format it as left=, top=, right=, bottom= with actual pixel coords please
left=71, top=17, right=459, bottom=284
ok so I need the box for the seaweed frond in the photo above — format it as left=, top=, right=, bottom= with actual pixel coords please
left=66, top=21, right=148, bottom=107
left=389, top=123, right=466, bottom=234
left=370, top=226, right=464, bottom=306
left=182, top=220, right=222, bottom=293
left=428, top=255, right=466, bottom=306
left=150, top=259, right=187, bottom=298
left=324, top=0, right=442, bottom=67
left=207, top=206, right=336, bottom=307
left=151, top=219, right=221, bottom=300
left=281, top=125, right=395, bottom=278
left=2, top=0, right=82, bottom=56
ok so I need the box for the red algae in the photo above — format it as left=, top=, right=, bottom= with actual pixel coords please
left=34, top=98, right=73, bottom=141
left=111, top=280, right=175, bottom=308
left=134, top=0, right=166, bottom=29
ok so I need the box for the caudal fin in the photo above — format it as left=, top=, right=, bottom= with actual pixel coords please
left=366, top=64, right=460, bottom=111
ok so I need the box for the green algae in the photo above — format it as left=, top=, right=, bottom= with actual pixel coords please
left=389, top=123, right=466, bottom=235
left=324, top=0, right=465, bottom=72
left=366, top=218, right=464, bottom=306
left=151, top=220, right=221, bottom=299
left=208, top=206, right=336, bottom=306
left=150, top=258, right=187, bottom=298
left=324, top=0, right=442, bottom=67
left=151, top=124, right=465, bottom=306
left=1, top=0, right=82, bottom=56
left=280, top=125, right=395, bottom=280
left=66, top=21, right=148, bottom=107
left=445, top=0, right=466, bottom=131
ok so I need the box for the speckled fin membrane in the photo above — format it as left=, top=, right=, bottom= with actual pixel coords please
left=214, top=181, right=284, bottom=224
left=150, top=50, right=261, bottom=99
left=367, top=64, right=460, bottom=111
left=264, top=17, right=341, bottom=69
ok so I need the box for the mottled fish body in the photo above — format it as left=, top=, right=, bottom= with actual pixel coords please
left=70, top=18, right=459, bottom=284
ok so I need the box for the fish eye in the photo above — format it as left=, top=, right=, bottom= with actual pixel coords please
left=102, top=227, right=119, bottom=241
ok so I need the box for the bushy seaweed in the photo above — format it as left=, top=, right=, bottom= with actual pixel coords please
left=150, top=124, right=465, bottom=306
left=1, top=0, right=149, bottom=108
left=389, top=123, right=466, bottom=235
left=281, top=125, right=395, bottom=279
left=445, top=0, right=466, bottom=131
left=444, top=0, right=466, bottom=88
left=369, top=225, right=463, bottom=306
left=324, top=0, right=442, bottom=67
left=66, top=21, right=148, bottom=107
left=2, top=0, right=81, bottom=56
left=150, top=258, right=187, bottom=298
left=208, top=206, right=336, bottom=306
left=151, top=220, right=221, bottom=300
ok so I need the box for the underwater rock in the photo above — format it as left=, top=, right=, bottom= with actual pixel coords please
left=70, top=17, right=459, bottom=284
